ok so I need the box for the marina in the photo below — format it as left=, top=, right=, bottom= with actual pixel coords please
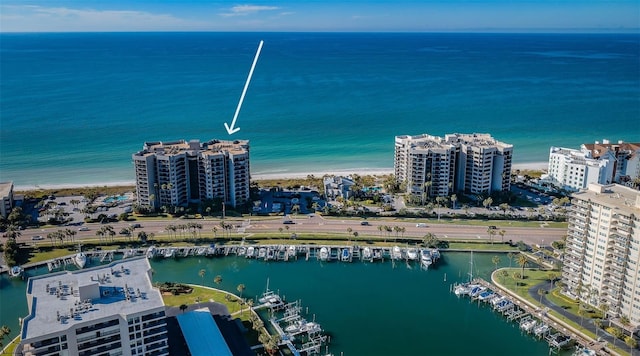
left=452, top=278, right=608, bottom=355
left=3, top=252, right=573, bottom=355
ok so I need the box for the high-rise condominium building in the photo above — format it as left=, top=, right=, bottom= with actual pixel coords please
left=133, top=139, right=250, bottom=209
left=394, top=133, right=512, bottom=198
left=547, top=147, right=614, bottom=191
left=562, top=183, right=640, bottom=327
left=19, top=258, right=169, bottom=356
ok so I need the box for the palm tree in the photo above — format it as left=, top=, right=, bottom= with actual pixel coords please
left=516, top=254, right=528, bottom=279
left=450, top=194, right=457, bottom=209
left=507, top=252, right=514, bottom=268
left=487, top=227, right=496, bottom=244
left=499, top=229, right=506, bottom=243
left=245, top=299, right=254, bottom=316
left=198, top=269, right=206, bottom=285
left=491, top=255, right=500, bottom=271
left=214, top=275, right=223, bottom=286
left=537, top=288, right=545, bottom=305
left=237, top=284, right=246, bottom=299
left=0, top=325, right=11, bottom=348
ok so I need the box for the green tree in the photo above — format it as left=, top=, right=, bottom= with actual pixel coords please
left=214, top=275, right=223, bottom=285
left=537, top=288, right=545, bottom=305
left=491, top=255, right=500, bottom=271
left=516, top=254, right=528, bottom=279
left=179, top=304, right=188, bottom=313
left=237, top=284, right=246, bottom=298
left=507, top=252, right=514, bottom=268
left=0, top=325, right=10, bottom=348
left=482, top=197, right=493, bottom=209
left=198, top=269, right=206, bottom=285
left=499, top=229, right=506, bottom=243
left=625, top=336, right=637, bottom=349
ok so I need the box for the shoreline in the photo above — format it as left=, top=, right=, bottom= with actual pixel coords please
left=13, top=162, right=548, bottom=192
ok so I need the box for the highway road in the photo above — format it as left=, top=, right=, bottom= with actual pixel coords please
left=16, top=215, right=566, bottom=247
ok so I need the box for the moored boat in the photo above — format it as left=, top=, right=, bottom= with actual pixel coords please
left=246, top=246, right=255, bottom=258
left=420, top=249, right=432, bottom=269
left=341, top=248, right=350, bottom=261
left=406, top=248, right=418, bottom=260
left=9, top=265, right=23, bottom=278
left=362, top=247, right=372, bottom=260
left=319, top=247, right=329, bottom=261
left=391, top=246, right=402, bottom=260
left=74, top=252, right=87, bottom=269
left=146, top=246, right=157, bottom=259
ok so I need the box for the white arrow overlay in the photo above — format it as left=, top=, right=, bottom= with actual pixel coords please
left=224, top=40, right=264, bottom=135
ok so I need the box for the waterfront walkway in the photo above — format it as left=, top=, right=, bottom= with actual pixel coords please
left=526, top=280, right=636, bottom=355
left=490, top=270, right=627, bottom=356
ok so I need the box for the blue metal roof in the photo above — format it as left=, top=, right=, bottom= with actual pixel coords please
left=176, top=308, right=233, bottom=356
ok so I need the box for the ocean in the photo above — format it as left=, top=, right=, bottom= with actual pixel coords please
left=1, top=32, right=638, bottom=187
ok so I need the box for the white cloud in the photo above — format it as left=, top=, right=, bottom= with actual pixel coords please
left=220, top=4, right=280, bottom=17
left=0, top=5, right=209, bottom=32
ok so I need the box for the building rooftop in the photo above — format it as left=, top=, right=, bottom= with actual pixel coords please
left=573, top=183, right=640, bottom=216
left=176, top=308, right=233, bottom=356
left=134, top=139, right=249, bottom=158
left=22, top=257, right=164, bottom=341
left=0, top=181, right=13, bottom=198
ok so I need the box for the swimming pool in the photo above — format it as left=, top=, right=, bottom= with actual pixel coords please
left=103, top=195, right=130, bottom=204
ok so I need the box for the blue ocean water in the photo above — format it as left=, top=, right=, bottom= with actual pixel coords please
left=1, top=32, right=638, bottom=187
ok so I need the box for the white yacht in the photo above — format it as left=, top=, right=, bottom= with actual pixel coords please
left=420, top=249, right=432, bottom=269
left=406, top=248, right=418, bottom=260
left=362, top=247, right=372, bottom=260
left=391, top=246, right=402, bottom=260
left=246, top=246, right=255, bottom=258
left=74, top=252, right=87, bottom=269
left=319, top=246, right=329, bottom=261
left=146, top=246, right=157, bottom=259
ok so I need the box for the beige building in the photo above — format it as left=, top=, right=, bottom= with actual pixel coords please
left=0, top=181, right=14, bottom=218
left=19, top=258, right=169, bottom=356
left=562, top=183, right=640, bottom=328
left=394, top=133, right=512, bottom=198
left=132, top=139, right=250, bottom=209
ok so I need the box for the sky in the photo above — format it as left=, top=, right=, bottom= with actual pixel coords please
left=0, top=1, right=638, bottom=33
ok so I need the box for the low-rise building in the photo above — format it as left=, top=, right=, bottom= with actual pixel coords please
left=546, top=146, right=613, bottom=191
left=546, top=140, right=640, bottom=191
left=581, top=140, right=640, bottom=186
left=323, top=176, right=355, bottom=200
left=19, top=257, right=169, bottom=356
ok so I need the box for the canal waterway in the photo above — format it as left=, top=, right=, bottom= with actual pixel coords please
left=1, top=252, right=562, bottom=355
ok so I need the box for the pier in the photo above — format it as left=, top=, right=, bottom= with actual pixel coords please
left=452, top=278, right=609, bottom=355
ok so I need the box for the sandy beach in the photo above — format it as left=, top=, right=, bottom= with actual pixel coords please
left=13, top=162, right=547, bottom=192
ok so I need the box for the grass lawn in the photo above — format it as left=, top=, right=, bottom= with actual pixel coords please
left=161, top=284, right=249, bottom=319
left=495, top=268, right=625, bottom=354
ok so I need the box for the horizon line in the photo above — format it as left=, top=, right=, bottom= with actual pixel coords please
left=1, top=29, right=639, bottom=35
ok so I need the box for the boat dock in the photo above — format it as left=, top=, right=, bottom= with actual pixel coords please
left=452, top=278, right=609, bottom=355
left=8, top=244, right=442, bottom=277
left=252, top=287, right=329, bottom=356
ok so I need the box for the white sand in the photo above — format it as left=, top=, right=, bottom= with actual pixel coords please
left=14, top=162, right=547, bottom=191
